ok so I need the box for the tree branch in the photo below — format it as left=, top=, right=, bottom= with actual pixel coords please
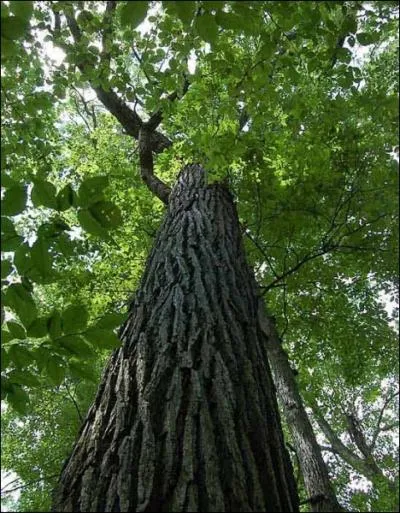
left=132, top=47, right=154, bottom=85
left=138, top=127, right=171, bottom=204
left=311, top=405, right=382, bottom=482
left=1, top=474, right=59, bottom=495
left=370, top=390, right=399, bottom=451
left=64, top=382, right=83, bottom=423
left=63, top=10, right=172, bottom=154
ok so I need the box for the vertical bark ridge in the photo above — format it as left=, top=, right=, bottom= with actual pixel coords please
left=52, top=164, right=299, bottom=512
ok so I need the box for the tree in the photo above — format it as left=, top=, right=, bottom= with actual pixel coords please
left=1, top=1, right=398, bottom=512
left=259, top=310, right=345, bottom=512
left=51, top=164, right=299, bottom=511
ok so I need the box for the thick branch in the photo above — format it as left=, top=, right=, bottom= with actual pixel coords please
left=93, top=87, right=171, bottom=153
left=138, top=127, right=171, bottom=204
left=346, top=414, right=373, bottom=460
left=370, top=390, right=400, bottom=450
left=311, top=407, right=381, bottom=482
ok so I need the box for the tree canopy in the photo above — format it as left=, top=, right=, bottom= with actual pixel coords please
left=1, top=1, right=399, bottom=511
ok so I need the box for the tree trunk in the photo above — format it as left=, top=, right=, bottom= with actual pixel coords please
left=52, top=165, right=299, bottom=512
left=258, top=311, right=344, bottom=512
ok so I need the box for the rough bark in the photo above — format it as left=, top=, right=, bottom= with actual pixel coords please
left=258, top=310, right=344, bottom=512
left=52, top=164, right=299, bottom=512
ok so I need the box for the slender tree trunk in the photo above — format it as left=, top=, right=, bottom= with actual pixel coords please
left=258, top=311, right=344, bottom=512
left=52, top=165, right=299, bottom=512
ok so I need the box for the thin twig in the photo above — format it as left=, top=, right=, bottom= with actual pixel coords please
left=64, top=382, right=83, bottom=423
left=1, top=475, right=59, bottom=496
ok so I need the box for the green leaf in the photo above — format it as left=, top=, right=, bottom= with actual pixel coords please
left=1, top=15, right=28, bottom=40
left=6, top=321, right=26, bottom=340
left=1, top=3, right=10, bottom=17
left=1, top=217, right=23, bottom=251
left=56, top=184, right=75, bottom=211
left=47, top=312, right=62, bottom=340
left=62, top=304, right=88, bottom=333
left=8, top=344, right=34, bottom=368
left=120, top=1, right=148, bottom=28
left=1, top=259, right=12, bottom=279
left=215, top=11, right=243, bottom=31
left=31, top=236, right=52, bottom=278
left=31, top=179, right=58, bottom=209
left=8, top=369, right=40, bottom=387
left=1, top=377, right=10, bottom=400
left=89, top=201, right=123, bottom=229
left=69, top=360, right=98, bottom=382
left=335, top=47, right=352, bottom=64
left=3, top=284, right=37, bottom=327
left=1, top=174, right=18, bottom=188
left=10, top=1, right=33, bottom=21
left=1, top=37, right=18, bottom=60
left=195, top=13, right=219, bottom=44
left=33, top=345, right=50, bottom=372
left=1, top=347, right=10, bottom=371
left=2, top=232, right=23, bottom=251
left=7, top=384, right=30, bottom=414
left=14, top=243, right=32, bottom=275
left=96, top=312, right=127, bottom=329
left=26, top=317, right=48, bottom=338
left=78, top=208, right=108, bottom=236
left=2, top=330, right=13, bottom=344
left=57, top=233, right=75, bottom=257
left=342, top=15, right=357, bottom=35
left=45, top=355, right=66, bottom=386
left=77, top=175, right=109, bottom=207
left=57, top=335, right=96, bottom=358
left=21, top=276, right=33, bottom=292
left=1, top=185, right=27, bottom=215
left=84, top=328, right=121, bottom=350
left=357, top=32, right=379, bottom=45
left=169, top=1, right=196, bottom=26
left=1, top=217, right=16, bottom=234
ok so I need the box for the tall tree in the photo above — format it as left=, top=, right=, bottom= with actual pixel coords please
left=52, top=164, right=298, bottom=511
left=1, top=1, right=398, bottom=512
left=259, top=309, right=345, bottom=512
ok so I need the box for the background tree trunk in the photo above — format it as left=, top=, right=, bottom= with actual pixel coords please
left=52, top=165, right=299, bottom=512
left=258, top=311, right=345, bottom=512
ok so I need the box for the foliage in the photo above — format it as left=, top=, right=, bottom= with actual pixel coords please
left=1, top=1, right=398, bottom=510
